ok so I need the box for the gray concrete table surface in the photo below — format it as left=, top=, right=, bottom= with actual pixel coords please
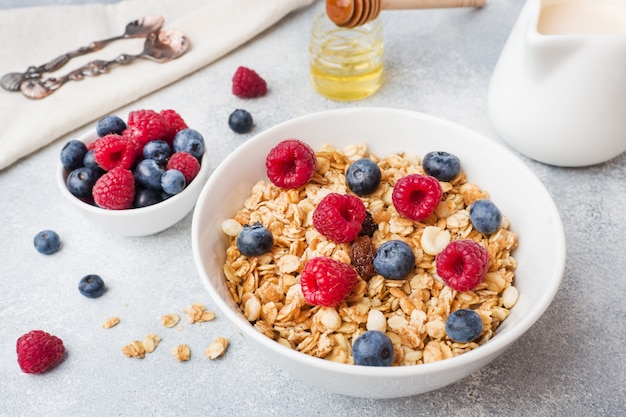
left=1, top=0, right=624, bottom=416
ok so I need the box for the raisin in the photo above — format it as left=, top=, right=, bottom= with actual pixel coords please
left=359, top=211, right=378, bottom=237
left=350, top=235, right=376, bottom=280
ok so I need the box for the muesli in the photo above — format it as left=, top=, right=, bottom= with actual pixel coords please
left=221, top=142, right=518, bottom=366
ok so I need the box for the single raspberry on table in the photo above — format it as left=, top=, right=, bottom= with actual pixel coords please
left=92, top=167, right=135, bottom=210
left=93, top=134, right=136, bottom=170
left=435, top=239, right=490, bottom=291
left=159, top=109, right=188, bottom=145
left=392, top=174, right=443, bottom=221
left=300, top=257, right=358, bottom=307
left=265, top=139, right=317, bottom=189
left=16, top=330, right=65, bottom=374
left=232, top=66, right=267, bottom=98
left=122, top=109, right=170, bottom=156
left=166, top=152, right=200, bottom=183
left=313, top=193, right=366, bottom=243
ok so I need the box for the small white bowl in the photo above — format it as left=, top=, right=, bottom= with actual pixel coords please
left=57, top=129, right=210, bottom=237
left=191, top=108, right=566, bottom=398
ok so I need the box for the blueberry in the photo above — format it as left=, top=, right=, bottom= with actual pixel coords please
left=60, top=140, right=88, bottom=170
left=173, top=129, right=205, bottom=159
left=373, top=240, right=415, bottom=280
left=236, top=222, right=274, bottom=257
left=469, top=199, right=502, bottom=235
left=352, top=330, right=394, bottom=366
left=422, top=151, right=461, bottom=182
left=445, top=309, right=483, bottom=343
left=134, top=159, right=164, bottom=190
left=33, top=230, right=61, bottom=255
left=346, top=158, right=381, bottom=196
left=143, top=140, right=172, bottom=165
left=67, top=167, right=100, bottom=198
left=96, top=115, right=127, bottom=137
left=78, top=274, right=106, bottom=298
left=161, top=169, right=186, bottom=195
left=228, top=109, right=253, bottom=133
left=133, top=188, right=167, bottom=208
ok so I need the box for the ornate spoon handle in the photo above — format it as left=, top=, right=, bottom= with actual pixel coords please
left=1, top=15, right=164, bottom=92
left=19, top=53, right=141, bottom=100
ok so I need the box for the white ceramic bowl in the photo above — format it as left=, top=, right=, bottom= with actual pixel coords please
left=191, top=108, right=566, bottom=398
left=57, top=129, right=210, bottom=237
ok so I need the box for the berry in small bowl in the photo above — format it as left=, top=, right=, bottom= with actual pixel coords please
left=57, top=109, right=210, bottom=237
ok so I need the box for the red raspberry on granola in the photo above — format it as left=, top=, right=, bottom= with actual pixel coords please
left=392, top=174, right=443, bottom=221
left=435, top=239, right=490, bottom=291
left=300, top=257, right=358, bottom=307
left=313, top=193, right=366, bottom=243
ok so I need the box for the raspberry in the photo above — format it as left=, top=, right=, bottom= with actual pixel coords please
left=16, top=330, right=65, bottom=374
left=93, top=134, right=136, bottom=170
left=123, top=109, right=170, bottom=156
left=313, top=193, right=366, bottom=243
left=392, top=174, right=443, bottom=221
left=160, top=109, right=188, bottom=144
left=435, top=239, right=490, bottom=291
left=232, top=66, right=267, bottom=98
left=265, top=139, right=317, bottom=189
left=300, top=257, right=358, bottom=307
left=92, top=167, right=135, bottom=210
left=166, top=152, right=200, bottom=183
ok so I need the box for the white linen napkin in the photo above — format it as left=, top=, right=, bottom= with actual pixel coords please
left=0, top=0, right=314, bottom=171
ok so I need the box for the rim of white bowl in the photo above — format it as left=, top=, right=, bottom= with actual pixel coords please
left=192, top=107, right=566, bottom=377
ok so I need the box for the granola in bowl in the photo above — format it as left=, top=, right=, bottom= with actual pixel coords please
left=220, top=142, right=519, bottom=366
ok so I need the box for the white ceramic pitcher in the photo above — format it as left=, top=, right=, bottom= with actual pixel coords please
left=488, top=0, right=626, bottom=167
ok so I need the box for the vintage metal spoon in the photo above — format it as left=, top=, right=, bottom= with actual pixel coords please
left=19, top=29, right=189, bottom=100
left=0, top=15, right=164, bottom=92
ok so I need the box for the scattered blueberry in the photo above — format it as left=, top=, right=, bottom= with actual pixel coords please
left=228, top=109, right=253, bottom=133
left=346, top=158, right=382, bottom=196
left=445, top=309, right=483, bottom=343
left=422, top=151, right=461, bottom=182
left=134, top=159, right=164, bottom=190
left=352, top=330, right=394, bottom=366
left=143, top=140, right=172, bottom=165
left=133, top=188, right=167, bottom=208
left=373, top=240, right=415, bottom=280
left=67, top=167, right=100, bottom=198
left=33, top=230, right=61, bottom=255
left=236, top=222, right=274, bottom=257
left=173, top=129, right=205, bottom=159
left=96, top=115, right=127, bottom=137
left=78, top=274, right=106, bottom=298
left=161, top=170, right=186, bottom=195
left=60, top=140, right=88, bottom=170
left=469, top=199, right=502, bottom=235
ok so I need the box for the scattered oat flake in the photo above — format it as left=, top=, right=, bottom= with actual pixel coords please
left=184, top=302, right=216, bottom=324
left=122, top=340, right=146, bottom=359
left=143, top=333, right=161, bottom=353
left=161, top=313, right=181, bottom=328
left=172, top=344, right=191, bottom=361
left=102, top=316, right=120, bottom=329
left=205, top=337, right=229, bottom=360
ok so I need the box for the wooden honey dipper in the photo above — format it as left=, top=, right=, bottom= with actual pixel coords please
left=326, top=0, right=487, bottom=28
